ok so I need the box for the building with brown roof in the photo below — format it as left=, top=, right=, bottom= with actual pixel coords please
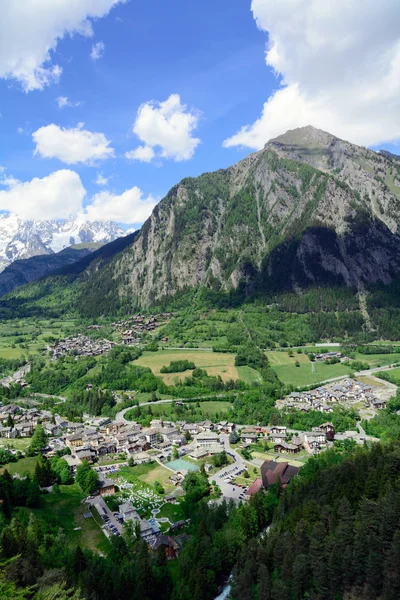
left=245, top=478, right=263, bottom=498
left=260, top=460, right=300, bottom=489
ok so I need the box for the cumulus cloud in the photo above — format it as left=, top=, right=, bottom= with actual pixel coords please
left=224, top=0, right=400, bottom=149
left=56, top=96, right=82, bottom=109
left=85, top=187, right=157, bottom=223
left=0, top=1, right=126, bottom=92
left=90, top=41, right=105, bottom=61
left=125, top=145, right=155, bottom=163
left=33, top=123, right=115, bottom=165
left=94, top=173, right=110, bottom=186
left=127, top=94, right=201, bottom=162
left=0, top=170, right=85, bottom=220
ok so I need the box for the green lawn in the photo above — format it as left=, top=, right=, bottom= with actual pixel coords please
left=128, top=400, right=233, bottom=419
left=353, top=353, right=400, bottom=368
left=19, top=484, right=108, bottom=553
left=157, top=501, right=184, bottom=522
left=379, top=366, right=400, bottom=381
left=266, top=351, right=351, bottom=386
left=236, top=366, right=263, bottom=385
left=0, top=456, right=38, bottom=476
left=116, top=462, right=175, bottom=493
left=0, top=438, right=31, bottom=451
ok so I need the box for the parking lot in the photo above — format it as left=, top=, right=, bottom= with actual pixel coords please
left=86, top=495, right=123, bottom=537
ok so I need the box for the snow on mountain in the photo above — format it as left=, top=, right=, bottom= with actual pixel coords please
left=0, top=214, right=125, bottom=272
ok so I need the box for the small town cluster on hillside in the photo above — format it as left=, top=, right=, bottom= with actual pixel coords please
left=113, top=313, right=173, bottom=345
left=278, top=378, right=387, bottom=413
left=50, top=335, right=115, bottom=360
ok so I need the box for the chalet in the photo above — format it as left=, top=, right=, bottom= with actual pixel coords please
left=245, top=478, right=263, bottom=498
left=151, top=535, right=180, bottom=560
left=372, top=399, right=386, bottom=409
left=55, top=416, right=69, bottom=428
left=64, top=455, right=80, bottom=474
left=98, top=479, right=115, bottom=497
left=0, top=427, right=18, bottom=439
left=14, top=423, right=34, bottom=437
left=75, top=448, right=96, bottom=463
left=319, top=422, right=335, bottom=441
left=270, top=426, right=287, bottom=435
left=241, top=433, right=258, bottom=444
left=260, top=460, right=300, bottom=489
left=183, top=424, right=200, bottom=436
left=200, top=420, right=214, bottom=431
left=269, top=433, right=287, bottom=444
left=143, top=429, right=158, bottom=444
left=274, top=442, right=301, bottom=454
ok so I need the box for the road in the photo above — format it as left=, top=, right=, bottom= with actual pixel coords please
left=212, top=435, right=248, bottom=501
left=115, top=394, right=230, bottom=423
left=86, top=495, right=122, bottom=535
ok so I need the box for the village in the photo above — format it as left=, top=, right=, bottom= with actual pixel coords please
left=112, top=312, right=173, bottom=345
left=0, top=383, right=386, bottom=561
left=277, top=377, right=388, bottom=413
left=50, top=335, right=116, bottom=360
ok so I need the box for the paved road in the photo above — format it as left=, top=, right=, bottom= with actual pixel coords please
left=115, top=394, right=230, bottom=423
left=212, top=435, right=248, bottom=501
left=86, top=495, right=122, bottom=535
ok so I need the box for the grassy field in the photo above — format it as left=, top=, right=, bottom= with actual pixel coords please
left=354, top=353, right=400, bottom=368
left=236, top=366, right=263, bottom=385
left=117, top=462, right=175, bottom=493
left=266, top=351, right=351, bottom=386
left=0, top=456, right=38, bottom=476
left=0, top=438, right=31, bottom=451
left=20, top=484, right=107, bottom=553
left=157, top=501, right=184, bottom=522
left=132, top=400, right=233, bottom=418
left=379, top=366, right=400, bottom=381
left=135, top=349, right=239, bottom=383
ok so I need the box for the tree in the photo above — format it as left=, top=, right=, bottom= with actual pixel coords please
left=6, top=414, right=14, bottom=428
left=172, top=446, right=179, bottom=459
left=75, top=462, right=98, bottom=495
left=229, top=430, right=240, bottom=444
left=29, top=425, right=47, bottom=453
left=154, top=481, right=164, bottom=495
left=128, top=456, right=135, bottom=467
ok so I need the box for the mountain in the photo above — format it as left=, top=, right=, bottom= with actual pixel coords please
left=0, top=243, right=103, bottom=298
left=4, top=126, right=400, bottom=317
left=75, top=125, right=400, bottom=310
left=0, top=214, right=125, bottom=272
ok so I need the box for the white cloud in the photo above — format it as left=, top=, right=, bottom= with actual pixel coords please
left=33, top=123, right=115, bottom=165
left=128, top=94, right=201, bottom=162
left=85, top=187, right=157, bottom=223
left=17, top=127, right=25, bottom=134
left=125, top=145, right=155, bottom=163
left=56, top=96, right=82, bottom=109
left=224, top=0, right=400, bottom=149
left=0, top=170, right=85, bottom=220
left=0, top=1, right=126, bottom=92
left=90, top=41, right=105, bottom=61
left=94, top=173, right=110, bottom=186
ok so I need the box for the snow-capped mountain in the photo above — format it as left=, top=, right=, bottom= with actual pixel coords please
left=0, top=214, right=125, bottom=272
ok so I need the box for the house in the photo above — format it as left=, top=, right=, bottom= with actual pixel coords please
left=98, top=479, right=115, bottom=497
left=270, top=426, right=287, bottom=435
left=241, top=433, right=258, bottom=444
left=0, top=427, right=18, bottom=439
left=200, top=420, right=214, bottom=431
left=183, top=424, right=200, bottom=436
left=119, top=501, right=140, bottom=522
left=274, top=442, right=301, bottom=454
left=151, top=535, right=180, bottom=559
left=269, top=433, right=287, bottom=444
left=260, top=460, right=300, bottom=489
left=66, top=433, right=84, bottom=450
left=143, top=428, right=158, bottom=444
left=372, top=399, right=386, bottom=409
left=196, top=431, right=220, bottom=449
left=75, top=448, right=96, bottom=463
left=64, top=455, right=80, bottom=474
left=245, top=478, right=263, bottom=498
left=188, top=447, right=208, bottom=460
left=319, top=422, right=335, bottom=441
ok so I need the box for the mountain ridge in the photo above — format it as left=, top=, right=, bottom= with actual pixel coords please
left=0, top=215, right=126, bottom=272
left=3, top=126, right=400, bottom=318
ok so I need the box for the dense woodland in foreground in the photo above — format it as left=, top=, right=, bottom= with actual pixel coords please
left=1, top=441, right=400, bottom=599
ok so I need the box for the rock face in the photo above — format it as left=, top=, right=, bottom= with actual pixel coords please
left=0, top=215, right=125, bottom=272
left=0, top=245, right=99, bottom=298
left=78, top=126, right=400, bottom=310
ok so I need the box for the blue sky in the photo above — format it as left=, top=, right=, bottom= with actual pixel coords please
left=0, top=0, right=399, bottom=227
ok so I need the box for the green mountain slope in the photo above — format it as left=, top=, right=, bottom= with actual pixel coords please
left=3, top=126, right=400, bottom=318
